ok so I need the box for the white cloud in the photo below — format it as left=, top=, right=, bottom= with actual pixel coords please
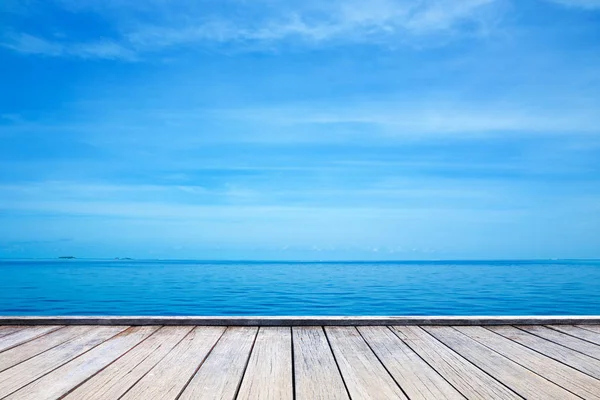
left=3, top=99, right=599, bottom=146
left=126, top=0, right=502, bottom=48
left=212, top=101, right=600, bottom=138
left=1, top=33, right=137, bottom=60
left=2, top=0, right=504, bottom=59
left=2, top=33, right=63, bottom=56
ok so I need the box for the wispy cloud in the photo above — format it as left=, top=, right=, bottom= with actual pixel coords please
left=210, top=101, right=600, bottom=139
left=126, top=0, right=502, bottom=47
left=2, top=0, right=504, bottom=60
left=1, top=33, right=137, bottom=60
left=2, top=179, right=597, bottom=259
left=2, top=0, right=600, bottom=258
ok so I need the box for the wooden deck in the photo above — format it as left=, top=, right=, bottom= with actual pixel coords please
left=1, top=323, right=600, bottom=399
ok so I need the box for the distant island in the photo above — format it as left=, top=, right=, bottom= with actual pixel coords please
left=57, top=256, right=135, bottom=260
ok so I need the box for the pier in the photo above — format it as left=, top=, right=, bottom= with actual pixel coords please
left=1, top=317, right=600, bottom=399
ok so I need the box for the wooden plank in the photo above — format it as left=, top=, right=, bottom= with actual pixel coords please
left=293, top=327, right=349, bottom=400
left=0, top=326, right=96, bottom=373
left=121, top=326, right=225, bottom=400
left=358, top=326, right=464, bottom=400
left=519, top=325, right=600, bottom=360
left=392, top=326, right=519, bottom=399
left=325, top=326, right=408, bottom=399
left=63, top=326, right=194, bottom=400
left=495, top=326, right=600, bottom=376
left=237, top=327, right=293, bottom=400
left=551, top=325, right=600, bottom=346
left=452, top=326, right=600, bottom=399
left=0, top=326, right=62, bottom=353
left=0, top=325, right=126, bottom=398
left=0, top=326, right=27, bottom=339
left=425, top=326, right=578, bottom=399
left=579, top=324, right=600, bottom=334
left=4, top=326, right=158, bottom=400
left=178, top=327, right=258, bottom=400
left=3, top=315, right=600, bottom=326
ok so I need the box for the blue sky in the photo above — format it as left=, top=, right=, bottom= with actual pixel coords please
left=1, top=0, right=599, bottom=260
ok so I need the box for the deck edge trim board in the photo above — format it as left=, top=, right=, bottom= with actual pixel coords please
left=1, top=316, right=600, bottom=326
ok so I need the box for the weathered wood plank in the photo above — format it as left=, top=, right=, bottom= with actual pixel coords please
left=424, top=326, right=578, bottom=399
left=121, top=326, right=225, bottom=400
left=178, top=326, right=258, bottom=400
left=393, top=326, right=519, bottom=399
left=490, top=325, right=600, bottom=378
left=0, top=326, right=62, bottom=353
left=0, top=326, right=27, bottom=339
left=237, top=327, right=293, bottom=400
left=293, top=326, right=349, bottom=400
left=325, top=326, right=408, bottom=399
left=63, top=326, right=193, bottom=400
left=579, top=324, right=600, bottom=334
left=3, top=315, right=600, bottom=326
left=358, top=326, right=464, bottom=400
left=519, top=325, right=600, bottom=360
left=551, top=325, right=600, bottom=346
left=0, top=326, right=126, bottom=398
left=4, top=326, right=157, bottom=400
left=0, top=322, right=598, bottom=400
left=453, top=326, right=600, bottom=399
left=0, top=326, right=96, bottom=373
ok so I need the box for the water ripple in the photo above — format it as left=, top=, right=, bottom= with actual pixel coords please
left=0, top=260, right=599, bottom=315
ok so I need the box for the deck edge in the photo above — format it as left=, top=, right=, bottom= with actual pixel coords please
left=1, top=316, right=599, bottom=326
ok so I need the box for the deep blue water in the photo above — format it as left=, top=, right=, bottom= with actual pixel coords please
left=1, top=260, right=599, bottom=316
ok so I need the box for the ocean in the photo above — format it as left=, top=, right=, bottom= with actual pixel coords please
left=1, top=259, right=599, bottom=316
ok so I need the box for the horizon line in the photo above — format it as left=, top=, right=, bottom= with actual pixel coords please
left=1, top=257, right=599, bottom=263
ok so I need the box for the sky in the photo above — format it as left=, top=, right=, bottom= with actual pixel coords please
left=1, top=0, right=599, bottom=260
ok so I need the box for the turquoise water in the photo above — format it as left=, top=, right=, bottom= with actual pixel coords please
left=1, top=260, right=599, bottom=316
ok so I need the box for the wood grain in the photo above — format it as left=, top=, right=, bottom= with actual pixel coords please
left=0, top=323, right=598, bottom=400
left=551, top=325, right=600, bottom=346
left=63, top=326, right=193, bottom=400
left=0, top=326, right=62, bottom=353
left=453, top=326, right=600, bottom=399
left=392, top=326, right=520, bottom=400
left=0, top=326, right=126, bottom=398
left=293, top=326, right=349, bottom=400
left=359, top=326, right=464, bottom=400
left=578, top=324, right=600, bottom=334
left=4, top=326, right=157, bottom=400
left=0, top=326, right=26, bottom=339
left=519, top=325, right=600, bottom=360
left=489, top=325, right=600, bottom=379
left=237, top=327, right=293, bottom=400
left=178, top=327, right=258, bottom=400
left=0, top=326, right=96, bottom=373
left=121, top=326, right=225, bottom=400
left=325, top=326, right=408, bottom=399
left=425, top=326, right=578, bottom=399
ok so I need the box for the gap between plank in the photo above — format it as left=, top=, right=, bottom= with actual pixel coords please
left=448, top=326, right=582, bottom=399
left=57, top=325, right=165, bottom=400
left=414, top=327, right=526, bottom=400
left=173, top=326, right=229, bottom=400
left=383, top=326, right=468, bottom=400
left=322, top=326, right=352, bottom=400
